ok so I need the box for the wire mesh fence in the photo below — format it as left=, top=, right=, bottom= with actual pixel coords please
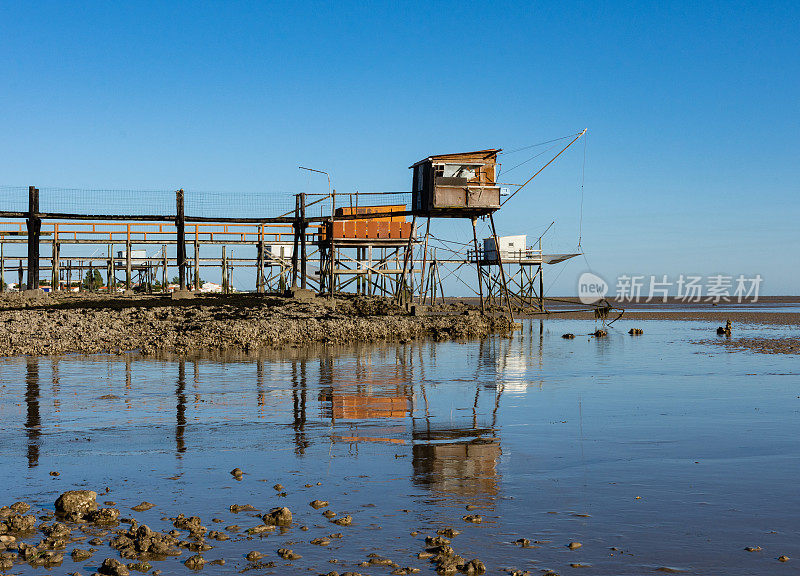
left=0, top=186, right=31, bottom=213
left=37, top=187, right=177, bottom=216
left=1, top=185, right=411, bottom=221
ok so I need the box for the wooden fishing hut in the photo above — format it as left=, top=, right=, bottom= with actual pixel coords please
left=407, top=149, right=513, bottom=317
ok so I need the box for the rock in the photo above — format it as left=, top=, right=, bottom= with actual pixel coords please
left=87, top=508, right=120, bottom=524
left=184, top=554, right=206, bottom=569
left=567, top=542, right=582, bottom=550
left=322, top=510, right=337, bottom=518
left=6, top=514, right=37, bottom=532
left=460, top=559, right=486, bottom=574
left=465, top=505, right=478, bottom=511
left=628, top=328, right=644, bottom=335
left=437, top=528, right=459, bottom=537
left=246, top=551, right=263, bottom=561
left=272, top=484, right=283, bottom=491
left=127, top=561, right=152, bottom=572
left=173, top=514, right=206, bottom=535
left=515, top=538, right=531, bottom=547
left=71, top=548, right=94, bottom=561
left=246, top=525, right=274, bottom=535
left=55, top=491, right=98, bottom=515
left=311, top=537, right=330, bottom=546
left=332, top=515, right=352, bottom=526
left=310, top=500, right=329, bottom=509
left=130, top=502, right=155, bottom=512
left=425, top=536, right=450, bottom=547
left=99, top=557, right=131, bottom=576
left=230, top=468, right=243, bottom=479
left=562, top=333, right=575, bottom=339
left=277, top=548, right=301, bottom=560
left=744, top=546, right=762, bottom=552
left=779, top=555, right=789, bottom=562
left=570, top=563, right=591, bottom=568
left=9, top=502, right=30, bottom=514
left=591, top=329, right=607, bottom=337
left=229, top=504, right=258, bottom=513
left=262, top=507, right=292, bottom=526
left=462, top=514, right=482, bottom=523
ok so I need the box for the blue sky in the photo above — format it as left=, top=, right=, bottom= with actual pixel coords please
left=1, top=1, right=798, bottom=294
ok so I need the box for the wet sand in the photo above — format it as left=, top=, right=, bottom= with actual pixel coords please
left=2, top=320, right=798, bottom=575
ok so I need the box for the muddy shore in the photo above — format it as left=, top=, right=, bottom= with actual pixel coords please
left=0, top=293, right=513, bottom=357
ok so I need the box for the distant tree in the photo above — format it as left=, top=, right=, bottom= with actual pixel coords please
left=82, top=269, right=103, bottom=290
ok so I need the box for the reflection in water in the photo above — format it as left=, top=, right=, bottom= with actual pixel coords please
left=412, top=437, right=501, bottom=496
left=292, top=360, right=308, bottom=455
left=175, top=359, right=186, bottom=457
left=25, top=357, right=40, bottom=468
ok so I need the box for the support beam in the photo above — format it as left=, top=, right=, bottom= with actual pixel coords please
left=471, top=217, right=485, bottom=315
left=125, top=225, right=132, bottom=291
left=26, top=186, right=41, bottom=290
left=52, top=240, right=60, bottom=292
left=300, top=193, right=307, bottom=290
left=176, top=189, right=187, bottom=290
left=194, top=224, right=200, bottom=290
left=488, top=213, right=514, bottom=321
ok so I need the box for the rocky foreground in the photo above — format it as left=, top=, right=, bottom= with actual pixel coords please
left=0, top=293, right=513, bottom=357
left=0, top=486, right=496, bottom=576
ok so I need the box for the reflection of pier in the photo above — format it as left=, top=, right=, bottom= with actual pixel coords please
left=25, top=357, right=41, bottom=468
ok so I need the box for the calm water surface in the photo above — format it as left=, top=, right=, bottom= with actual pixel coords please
left=0, top=319, right=798, bottom=575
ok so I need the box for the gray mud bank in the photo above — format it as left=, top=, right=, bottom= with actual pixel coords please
left=0, top=293, right=512, bottom=357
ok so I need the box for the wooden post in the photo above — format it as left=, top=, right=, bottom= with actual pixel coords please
left=488, top=213, right=514, bottom=321
left=329, top=243, right=336, bottom=297
left=162, top=244, right=168, bottom=292
left=300, top=193, right=307, bottom=289
left=471, top=217, right=485, bottom=314
left=538, top=237, right=544, bottom=311
left=221, top=246, right=228, bottom=294
left=291, top=195, right=300, bottom=289
left=125, top=225, right=132, bottom=291
left=52, top=240, right=60, bottom=292
left=397, top=214, right=417, bottom=304
left=0, top=240, right=4, bottom=292
left=367, top=245, right=373, bottom=296
left=18, top=260, right=24, bottom=292
left=109, top=244, right=116, bottom=291
left=26, top=186, right=41, bottom=290
left=419, top=218, right=431, bottom=304
left=106, top=245, right=112, bottom=293
left=176, top=189, right=186, bottom=291
left=193, top=224, right=200, bottom=290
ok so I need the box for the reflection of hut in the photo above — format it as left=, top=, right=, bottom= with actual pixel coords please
left=412, top=428, right=501, bottom=496
left=319, top=357, right=413, bottom=422
left=330, top=393, right=409, bottom=419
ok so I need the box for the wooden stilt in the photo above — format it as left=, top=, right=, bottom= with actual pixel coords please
left=488, top=213, right=514, bottom=321
left=471, top=217, right=485, bottom=315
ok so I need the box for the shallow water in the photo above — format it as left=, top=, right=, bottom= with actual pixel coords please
left=0, top=319, right=798, bottom=575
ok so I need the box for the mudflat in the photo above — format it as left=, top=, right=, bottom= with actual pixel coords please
left=0, top=292, right=512, bottom=357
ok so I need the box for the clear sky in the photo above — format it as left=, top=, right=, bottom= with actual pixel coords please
left=1, top=1, right=798, bottom=295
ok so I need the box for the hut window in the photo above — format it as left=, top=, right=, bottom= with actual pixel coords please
left=443, top=163, right=481, bottom=180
